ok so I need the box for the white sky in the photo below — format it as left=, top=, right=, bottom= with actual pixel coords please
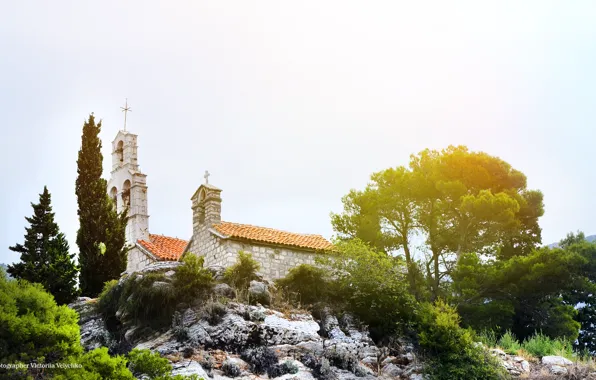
left=2, top=1, right=596, bottom=264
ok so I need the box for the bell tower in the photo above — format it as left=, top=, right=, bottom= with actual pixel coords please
left=107, top=129, right=149, bottom=244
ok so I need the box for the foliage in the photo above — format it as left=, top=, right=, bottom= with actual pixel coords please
left=417, top=300, right=507, bottom=380
left=76, top=114, right=128, bottom=297
left=222, top=360, right=242, bottom=377
left=276, top=264, right=330, bottom=306
left=521, top=332, right=574, bottom=359
left=322, top=239, right=417, bottom=341
left=241, top=347, right=279, bottom=376
left=172, top=311, right=189, bottom=342
left=224, top=251, right=261, bottom=290
left=75, top=347, right=134, bottom=380
left=7, top=186, right=79, bottom=305
left=477, top=330, right=498, bottom=348
left=173, top=254, right=214, bottom=303
left=268, top=360, right=300, bottom=378
left=498, top=331, right=521, bottom=355
left=331, top=145, right=544, bottom=300
left=104, top=273, right=178, bottom=331
left=557, top=233, right=596, bottom=355
left=200, top=300, right=228, bottom=325
left=0, top=275, right=82, bottom=375
left=451, top=249, right=584, bottom=342
left=127, top=348, right=173, bottom=379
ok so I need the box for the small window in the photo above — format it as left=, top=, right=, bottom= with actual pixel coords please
left=116, top=140, right=124, bottom=164
left=122, top=180, right=131, bottom=208
left=110, top=187, right=118, bottom=208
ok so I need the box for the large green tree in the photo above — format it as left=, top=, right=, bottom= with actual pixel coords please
left=332, top=145, right=544, bottom=300
left=76, top=114, right=128, bottom=297
left=7, top=186, right=79, bottom=305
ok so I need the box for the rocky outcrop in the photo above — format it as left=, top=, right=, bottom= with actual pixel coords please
left=71, top=298, right=424, bottom=379
left=71, top=296, right=596, bottom=380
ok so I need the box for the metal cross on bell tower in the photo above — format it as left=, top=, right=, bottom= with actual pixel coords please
left=121, top=98, right=132, bottom=131
left=204, top=170, right=210, bottom=184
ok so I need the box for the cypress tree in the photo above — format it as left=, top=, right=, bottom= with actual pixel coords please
left=7, top=186, right=79, bottom=304
left=76, top=114, right=128, bottom=297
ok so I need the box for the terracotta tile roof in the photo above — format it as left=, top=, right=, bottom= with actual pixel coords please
left=212, top=221, right=333, bottom=251
left=137, top=234, right=188, bottom=261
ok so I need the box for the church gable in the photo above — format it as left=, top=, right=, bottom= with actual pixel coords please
left=211, top=221, right=333, bottom=252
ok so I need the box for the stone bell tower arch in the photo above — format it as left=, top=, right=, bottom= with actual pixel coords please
left=106, top=128, right=149, bottom=245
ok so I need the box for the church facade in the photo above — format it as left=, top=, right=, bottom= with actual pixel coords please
left=108, top=128, right=332, bottom=279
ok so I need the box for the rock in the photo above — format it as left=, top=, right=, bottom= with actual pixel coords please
left=382, top=363, right=403, bottom=377
left=171, top=360, right=210, bottom=379
left=164, top=270, right=176, bottom=278
left=152, top=281, right=173, bottom=290
left=260, top=313, right=320, bottom=345
left=542, top=355, right=573, bottom=366
left=124, top=327, right=139, bottom=343
left=550, top=365, right=568, bottom=375
left=489, top=348, right=507, bottom=357
left=214, top=283, right=236, bottom=299
left=320, top=311, right=340, bottom=336
left=136, top=261, right=182, bottom=274
left=521, top=360, right=530, bottom=373
left=206, top=266, right=226, bottom=281
left=409, top=374, right=424, bottom=380
left=248, top=281, right=271, bottom=305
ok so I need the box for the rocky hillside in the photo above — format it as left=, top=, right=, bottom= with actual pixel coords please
left=69, top=263, right=596, bottom=380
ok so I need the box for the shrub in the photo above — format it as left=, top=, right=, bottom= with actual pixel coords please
left=521, top=332, right=574, bottom=359
left=301, top=354, right=334, bottom=380
left=174, top=254, right=214, bottom=303
left=276, top=264, right=330, bottom=306
left=477, top=329, right=498, bottom=348
left=222, top=360, right=242, bottom=377
left=78, top=347, right=134, bottom=380
left=127, top=348, right=200, bottom=380
left=224, top=251, right=260, bottom=290
left=417, top=300, right=507, bottom=380
left=172, top=311, right=189, bottom=342
left=241, top=346, right=278, bottom=376
left=0, top=276, right=82, bottom=374
left=201, top=301, right=228, bottom=325
left=499, top=330, right=521, bottom=354
left=268, top=360, right=300, bottom=378
left=321, top=239, right=417, bottom=340
left=326, top=350, right=359, bottom=374
left=97, top=273, right=179, bottom=331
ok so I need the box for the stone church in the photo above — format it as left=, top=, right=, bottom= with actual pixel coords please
left=107, top=128, right=333, bottom=280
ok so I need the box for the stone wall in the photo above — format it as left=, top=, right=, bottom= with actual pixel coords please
left=220, top=240, right=319, bottom=280
left=127, top=246, right=156, bottom=273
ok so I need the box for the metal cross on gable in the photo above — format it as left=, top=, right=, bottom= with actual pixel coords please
left=121, top=98, right=132, bottom=131
left=204, top=170, right=210, bottom=184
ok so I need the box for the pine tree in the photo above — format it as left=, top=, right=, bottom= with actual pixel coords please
left=7, top=186, right=79, bottom=304
left=76, top=114, right=128, bottom=297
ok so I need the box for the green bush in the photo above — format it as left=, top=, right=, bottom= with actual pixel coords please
left=0, top=276, right=82, bottom=372
left=521, top=332, right=574, bottom=359
left=224, top=251, right=260, bottom=290
left=498, top=330, right=521, bottom=354
left=322, top=239, right=417, bottom=340
left=173, top=254, right=214, bottom=303
left=128, top=348, right=172, bottom=379
left=477, top=329, right=498, bottom=348
left=417, top=300, right=507, bottom=380
left=96, top=272, right=179, bottom=333
left=276, top=264, right=330, bottom=305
